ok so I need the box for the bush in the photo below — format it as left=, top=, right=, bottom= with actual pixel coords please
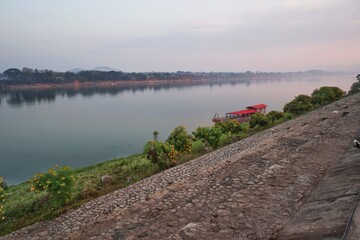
left=193, top=126, right=223, bottom=149
left=166, top=126, right=192, bottom=153
left=283, top=112, right=293, bottom=120
left=218, top=134, right=232, bottom=147
left=283, top=94, right=313, bottom=115
left=215, top=120, right=242, bottom=134
left=144, top=141, right=178, bottom=170
left=311, top=86, right=345, bottom=106
left=0, top=177, right=5, bottom=220
left=29, top=166, right=77, bottom=206
left=191, top=140, right=206, bottom=154
left=249, top=113, right=269, bottom=128
left=267, top=111, right=284, bottom=124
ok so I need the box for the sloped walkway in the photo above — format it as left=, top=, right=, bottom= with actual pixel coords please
left=277, top=147, right=360, bottom=239
left=2, top=93, right=360, bottom=240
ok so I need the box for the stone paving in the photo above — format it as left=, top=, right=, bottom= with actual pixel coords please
left=2, top=93, right=360, bottom=240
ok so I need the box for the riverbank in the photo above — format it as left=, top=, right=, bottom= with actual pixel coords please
left=2, top=92, right=360, bottom=239
left=1, top=74, right=321, bottom=91
left=2, top=79, right=198, bottom=90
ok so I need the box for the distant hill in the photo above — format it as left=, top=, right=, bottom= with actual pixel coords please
left=67, top=67, right=118, bottom=73
left=92, top=66, right=118, bottom=72
left=67, top=68, right=87, bottom=73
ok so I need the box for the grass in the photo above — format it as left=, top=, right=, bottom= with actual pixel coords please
left=0, top=154, right=160, bottom=236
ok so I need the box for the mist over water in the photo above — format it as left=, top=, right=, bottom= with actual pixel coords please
left=0, top=75, right=355, bottom=184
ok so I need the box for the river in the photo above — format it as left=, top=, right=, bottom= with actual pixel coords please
left=0, top=75, right=356, bottom=184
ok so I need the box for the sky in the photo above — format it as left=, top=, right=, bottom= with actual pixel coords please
left=0, top=0, right=359, bottom=73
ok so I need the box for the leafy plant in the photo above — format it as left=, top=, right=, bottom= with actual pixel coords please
left=218, top=133, right=232, bottom=147
left=191, top=140, right=206, bottom=154
left=193, top=126, right=223, bottom=149
left=283, top=94, right=314, bottom=115
left=166, top=126, right=192, bottom=153
left=249, top=113, right=269, bottom=128
left=215, top=120, right=242, bottom=134
left=311, top=86, right=345, bottom=106
left=29, top=166, right=77, bottom=206
left=144, top=141, right=178, bottom=170
left=266, top=111, right=284, bottom=124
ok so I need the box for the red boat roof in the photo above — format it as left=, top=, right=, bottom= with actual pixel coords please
left=227, top=109, right=257, bottom=115
left=247, top=104, right=267, bottom=109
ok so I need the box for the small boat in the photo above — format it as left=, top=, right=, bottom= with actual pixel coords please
left=212, top=104, right=267, bottom=123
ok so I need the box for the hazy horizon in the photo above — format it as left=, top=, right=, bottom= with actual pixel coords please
left=0, top=0, right=359, bottom=73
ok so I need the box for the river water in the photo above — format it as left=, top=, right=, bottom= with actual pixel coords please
left=0, top=75, right=356, bottom=184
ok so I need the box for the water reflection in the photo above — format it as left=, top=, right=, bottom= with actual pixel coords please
left=0, top=78, right=289, bottom=107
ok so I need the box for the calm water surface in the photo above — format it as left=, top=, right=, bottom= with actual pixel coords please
left=0, top=75, right=355, bottom=184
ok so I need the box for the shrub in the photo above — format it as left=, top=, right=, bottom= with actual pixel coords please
left=166, top=126, right=192, bottom=153
left=215, top=120, right=242, bottom=134
left=29, top=166, right=77, bottom=206
left=267, top=111, right=284, bottom=124
left=218, top=133, right=232, bottom=147
left=144, top=141, right=178, bottom=170
left=193, top=126, right=223, bottom=149
left=193, top=126, right=210, bottom=141
left=311, top=86, right=345, bottom=106
left=249, top=113, right=269, bottom=128
left=283, top=94, right=313, bottom=115
left=0, top=177, right=5, bottom=220
left=191, top=140, right=205, bottom=154
left=284, top=112, right=293, bottom=120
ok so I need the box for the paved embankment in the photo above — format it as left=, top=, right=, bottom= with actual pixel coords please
left=277, top=147, right=360, bottom=239
left=2, top=93, right=360, bottom=240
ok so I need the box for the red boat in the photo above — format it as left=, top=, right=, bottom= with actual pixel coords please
left=212, top=104, right=267, bottom=123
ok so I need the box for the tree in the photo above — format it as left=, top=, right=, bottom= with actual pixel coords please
left=3, top=68, right=21, bottom=79
left=153, top=131, right=159, bottom=142
left=357, top=74, right=360, bottom=82
left=283, top=94, right=314, bottom=115
left=193, top=126, right=223, bottom=149
left=215, top=120, right=242, bottom=134
left=249, top=113, right=269, bottom=128
left=311, top=86, right=344, bottom=106
left=166, top=126, right=192, bottom=153
left=348, top=82, right=360, bottom=95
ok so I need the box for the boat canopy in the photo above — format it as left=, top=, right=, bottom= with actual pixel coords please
left=247, top=104, right=267, bottom=110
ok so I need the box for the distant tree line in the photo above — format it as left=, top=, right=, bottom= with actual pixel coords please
left=0, top=67, right=331, bottom=85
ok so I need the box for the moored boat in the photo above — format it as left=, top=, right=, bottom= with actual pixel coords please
left=212, top=104, right=267, bottom=123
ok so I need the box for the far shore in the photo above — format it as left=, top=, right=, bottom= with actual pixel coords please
left=3, top=78, right=202, bottom=90
left=1, top=75, right=310, bottom=91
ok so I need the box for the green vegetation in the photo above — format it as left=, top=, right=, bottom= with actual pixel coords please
left=348, top=75, right=360, bottom=95
left=0, top=177, right=5, bottom=221
left=283, top=86, right=346, bottom=115
left=0, top=155, right=158, bottom=236
left=283, top=94, right=314, bottom=115
left=0, top=81, right=355, bottom=236
left=249, top=113, right=270, bottom=128
left=29, top=166, right=77, bottom=206
left=311, top=86, right=345, bottom=107
left=166, top=126, right=192, bottom=153
left=143, top=141, right=178, bottom=170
